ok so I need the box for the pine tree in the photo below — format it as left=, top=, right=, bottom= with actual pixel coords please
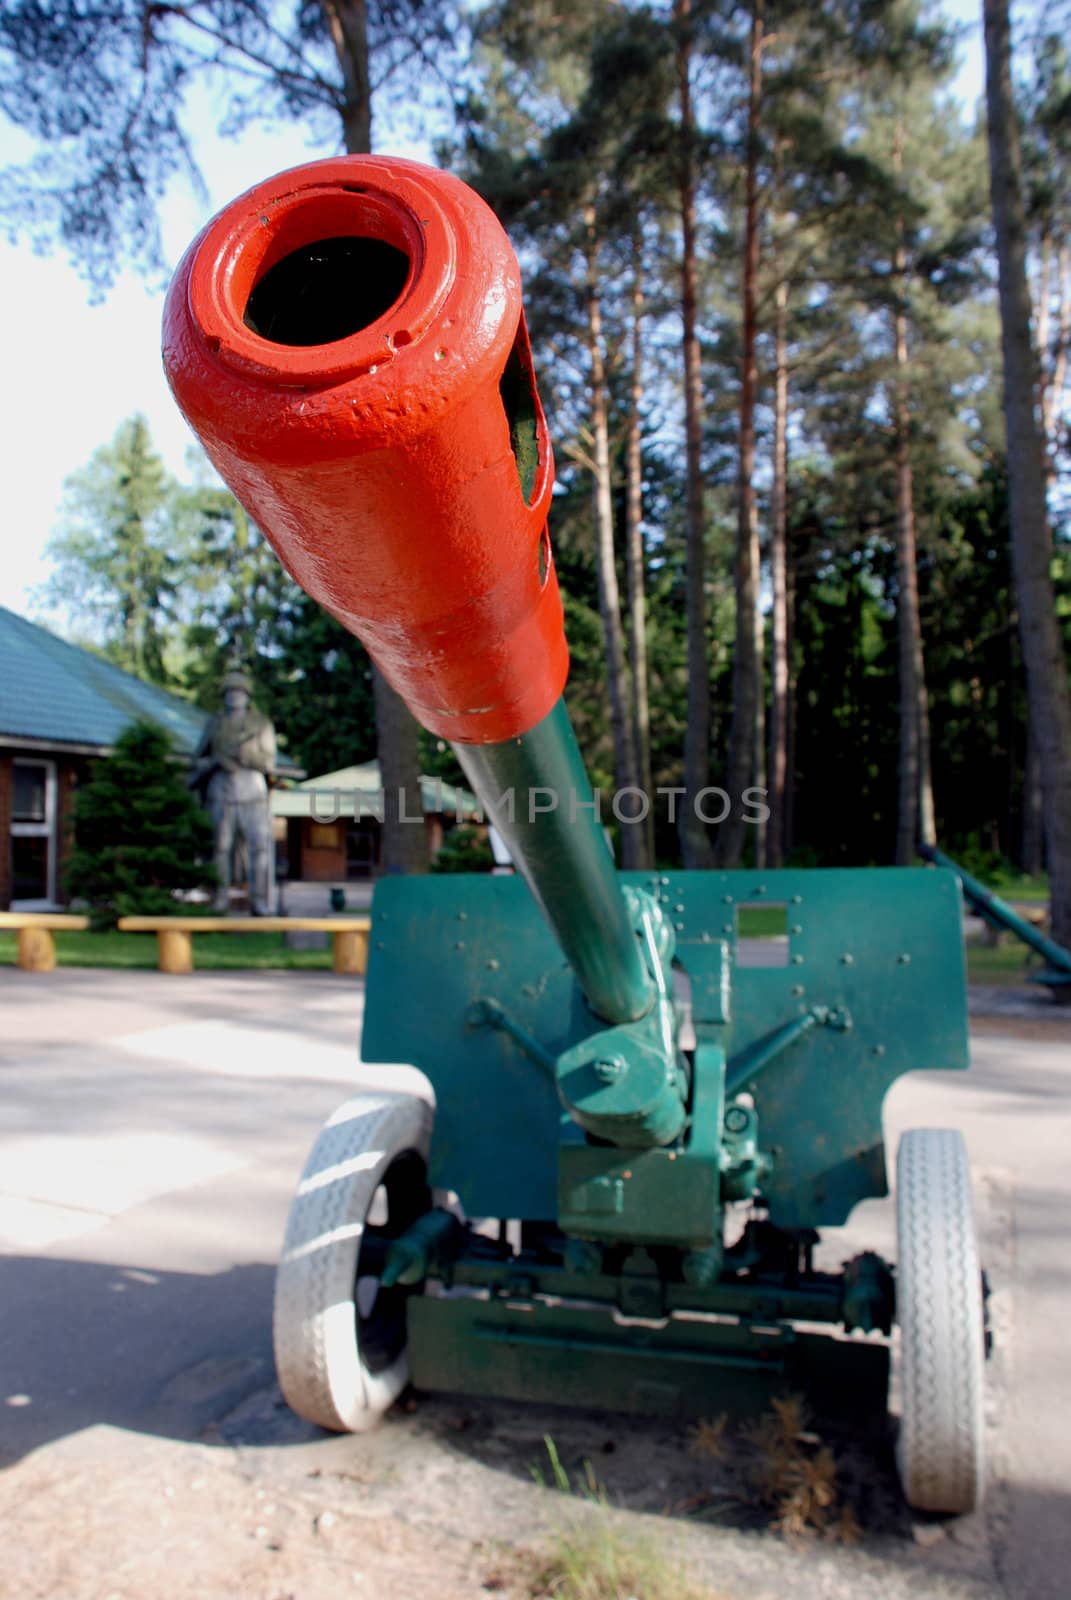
left=65, top=722, right=217, bottom=928
left=42, top=417, right=179, bottom=684
left=984, top=0, right=1071, bottom=949
left=171, top=467, right=300, bottom=705
left=1, top=2, right=450, bottom=873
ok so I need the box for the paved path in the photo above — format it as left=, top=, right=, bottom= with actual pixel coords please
left=0, top=969, right=421, bottom=1463
left=0, top=969, right=1068, bottom=1597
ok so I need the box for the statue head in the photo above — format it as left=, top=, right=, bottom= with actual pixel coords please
left=222, top=668, right=253, bottom=716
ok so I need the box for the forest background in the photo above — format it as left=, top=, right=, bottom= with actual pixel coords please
left=1, top=0, right=1068, bottom=902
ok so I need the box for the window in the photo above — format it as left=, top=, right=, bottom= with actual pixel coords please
left=10, top=759, right=56, bottom=906
left=13, top=763, right=47, bottom=824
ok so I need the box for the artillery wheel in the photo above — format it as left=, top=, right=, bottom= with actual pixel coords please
left=895, top=1128, right=986, bottom=1514
left=273, top=1092, right=432, bottom=1432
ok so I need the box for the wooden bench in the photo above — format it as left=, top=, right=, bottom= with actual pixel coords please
left=0, top=911, right=91, bottom=972
left=117, top=916, right=371, bottom=975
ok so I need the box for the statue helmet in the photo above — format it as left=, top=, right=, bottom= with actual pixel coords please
left=222, top=668, right=253, bottom=695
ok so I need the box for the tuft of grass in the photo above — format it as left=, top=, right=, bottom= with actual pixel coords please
left=526, top=1437, right=714, bottom=1600
left=526, top=1516, right=712, bottom=1600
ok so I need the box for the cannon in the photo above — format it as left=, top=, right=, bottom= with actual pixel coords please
left=163, top=154, right=987, bottom=1514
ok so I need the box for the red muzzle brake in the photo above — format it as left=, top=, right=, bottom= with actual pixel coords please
left=162, top=155, right=567, bottom=744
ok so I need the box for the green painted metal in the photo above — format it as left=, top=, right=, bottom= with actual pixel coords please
left=724, top=1004, right=851, bottom=1096
left=719, top=1099, right=770, bottom=1201
left=444, top=1248, right=850, bottom=1326
left=381, top=1207, right=462, bottom=1287
left=919, top=841, right=1071, bottom=986
left=553, top=882, right=687, bottom=1148
left=557, top=1041, right=725, bottom=1246
left=405, top=1295, right=890, bottom=1422
left=452, top=699, right=654, bottom=1023
left=362, top=866, right=968, bottom=1229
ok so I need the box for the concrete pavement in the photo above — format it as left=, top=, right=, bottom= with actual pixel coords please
left=0, top=967, right=1069, bottom=1596
left=0, top=969, right=424, bottom=1464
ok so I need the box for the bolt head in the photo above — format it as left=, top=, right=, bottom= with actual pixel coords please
left=592, top=1054, right=627, bottom=1083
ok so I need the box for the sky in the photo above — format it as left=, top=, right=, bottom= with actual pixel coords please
left=0, top=1, right=987, bottom=629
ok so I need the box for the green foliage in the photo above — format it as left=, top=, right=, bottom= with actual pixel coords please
left=65, top=721, right=216, bottom=928
left=170, top=465, right=300, bottom=707
left=11, top=0, right=1071, bottom=876
left=40, top=416, right=180, bottom=686
left=0, top=1, right=461, bottom=297
left=261, top=589, right=378, bottom=777
left=430, top=825, right=495, bottom=874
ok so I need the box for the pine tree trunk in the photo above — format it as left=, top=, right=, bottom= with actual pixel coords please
left=1035, top=229, right=1053, bottom=440
left=784, top=548, right=797, bottom=861
left=1050, top=243, right=1069, bottom=459
left=1022, top=714, right=1044, bottom=875
left=714, top=0, right=764, bottom=869
left=625, top=245, right=655, bottom=869
left=326, top=0, right=426, bottom=873
left=586, top=218, right=642, bottom=867
left=372, top=666, right=428, bottom=873
left=767, top=277, right=789, bottom=868
left=892, top=309, right=926, bottom=863
left=892, top=124, right=935, bottom=865
left=1026, top=235, right=1069, bottom=876
left=323, top=0, right=372, bottom=155
left=1038, top=237, right=1069, bottom=485
left=675, top=0, right=713, bottom=869
left=984, top=0, right=1071, bottom=949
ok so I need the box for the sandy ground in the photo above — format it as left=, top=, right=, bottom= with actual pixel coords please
left=0, top=968, right=1068, bottom=1599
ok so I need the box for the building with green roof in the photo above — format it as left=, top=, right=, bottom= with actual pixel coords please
left=0, top=605, right=485, bottom=906
left=272, top=762, right=480, bottom=882
left=0, top=605, right=209, bottom=908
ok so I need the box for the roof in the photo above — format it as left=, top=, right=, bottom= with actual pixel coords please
left=0, top=605, right=208, bottom=755
left=272, top=762, right=479, bottom=820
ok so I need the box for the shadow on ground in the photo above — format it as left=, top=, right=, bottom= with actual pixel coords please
left=1, top=1251, right=1023, bottom=1595
left=2, top=1250, right=902, bottom=1526
left=0, top=1255, right=285, bottom=1467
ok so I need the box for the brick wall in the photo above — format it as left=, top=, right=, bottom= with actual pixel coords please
left=56, top=760, right=80, bottom=904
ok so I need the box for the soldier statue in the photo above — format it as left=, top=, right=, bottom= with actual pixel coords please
left=191, top=669, right=277, bottom=915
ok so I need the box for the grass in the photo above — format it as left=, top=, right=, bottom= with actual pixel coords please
left=517, top=1398, right=872, bottom=1599
left=735, top=905, right=788, bottom=938
left=525, top=1517, right=711, bottom=1600
left=977, top=868, right=1049, bottom=903
left=1, top=874, right=1050, bottom=983
left=0, top=929, right=335, bottom=970
left=965, top=939, right=1043, bottom=988
left=522, top=1439, right=713, bottom=1600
